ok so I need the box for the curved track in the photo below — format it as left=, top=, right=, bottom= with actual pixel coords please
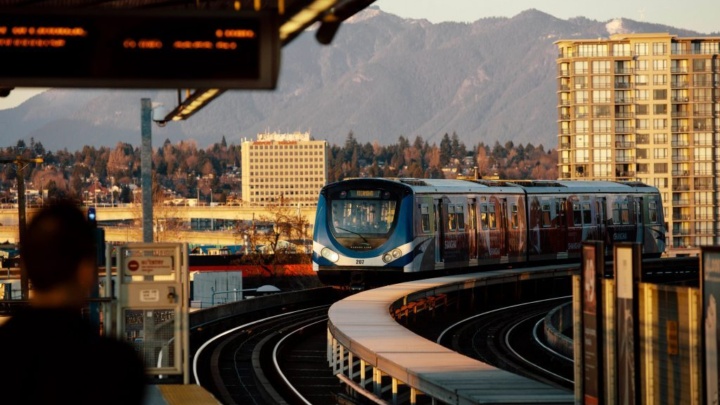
left=438, top=297, right=574, bottom=390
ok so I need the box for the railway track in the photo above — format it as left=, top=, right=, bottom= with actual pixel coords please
left=189, top=257, right=695, bottom=404
left=436, top=297, right=574, bottom=391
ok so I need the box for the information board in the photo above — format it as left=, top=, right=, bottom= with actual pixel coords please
left=0, top=9, right=280, bottom=89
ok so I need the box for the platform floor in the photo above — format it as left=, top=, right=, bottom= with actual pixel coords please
left=144, top=384, right=221, bottom=405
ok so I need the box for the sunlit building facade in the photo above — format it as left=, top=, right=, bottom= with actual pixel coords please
left=555, top=33, right=720, bottom=256
left=241, top=132, right=328, bottom=206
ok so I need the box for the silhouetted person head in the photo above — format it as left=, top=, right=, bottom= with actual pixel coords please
left=20, top=200, right=96, bottom=306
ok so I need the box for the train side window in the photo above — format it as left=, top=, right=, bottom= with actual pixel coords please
left=420, top=204, right=430, bottom=232
left=573, top=203, right=582, bottom=226
left=621, top=202, right=630, bottom=224
left=541, top=204, right=551, bottom=227
left=582, top=203, right=592, bottom=225
left=511, top=204, right=518, bottom=229
left=488, top=205, right=497, bottom=229
left=457, top=206, right=465, bottom=231
left=480, top=205, right=489, bottom=230
left=612, top=203, right=621, bottom=224
left=448, top=206, right=457, bottom=231
left=649, top=202, right=658, bottom=223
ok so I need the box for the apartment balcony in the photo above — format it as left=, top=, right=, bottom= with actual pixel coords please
left=559, top=100, right=571, bottom=106
left=671, top=141, right=689, bottom=147
left=672, top=170, right=691, bottom=176
left=694, top=184, right=713, bottom=190
left=615, top=112, right=634, bottom=119
left=595, top=113, right=612, bottom=118
left=671, top=126, right=689, bottom=132
left=561, top=172, right=572, bottom=179
left=672, top=199, right=691, bottom=206
left=671, top=67, right=688, bottom=73
left=671, top=97, right=690, bottom=103
left=560, top=129, right=571, bottom=135
left=614, top=68, right=634, bottom=74
left=671, top=82, right=689, bottom=88
left=559, top=114, right=571, bottom=120
left=560, top=157, right=571, bottom=164
left=575, top=113, right=589, bottom=119
left=616, top=171, right=636, bottom=177
left=560, top=143, right=571, bottom=149
left=693, top=96, right=713, bottom=102
left=560, top=85, right=570, bottom=91
left=594, top=142, right=612, bottom=148
left=615, top=83, right=633, bottom=89
left=694, top=170, right=714, bottom=176
left=693, top=81, right=713, bottom=87
left=693, top=111, right=713, bottom=117
left=615, top=98, right=634, bottom=104
left=558, top=69, right=570, bottom=77
left=614, top=126, right=635, bottom=134
left=671, top=111, right=689, bottom=117
left=672, top=156, right=691, bottom=162
left=672, top=229, right=691, bottom=235
left=615, top=157, right=635, bottom=163
left=671, top=185, right=690, bottom=191
left=615, top=141, right=635, bottom=148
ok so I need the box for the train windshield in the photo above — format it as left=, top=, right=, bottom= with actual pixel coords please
left=329, top=188, right=399, bottom=250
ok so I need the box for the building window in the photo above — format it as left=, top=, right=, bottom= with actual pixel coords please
left=653, top=89, right=667, bottom=100
left=653, top=74, right=667, bottom=85
left=654, top=104, right=668, bottom=114
left=635, top=43, right=648, bottom=56
left=652, top=42, right=667, bottom=55
left=654, top=163, right=668, bottom=173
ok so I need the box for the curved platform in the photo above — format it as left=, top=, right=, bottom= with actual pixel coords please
left=327, top=267, right=576, bottom=404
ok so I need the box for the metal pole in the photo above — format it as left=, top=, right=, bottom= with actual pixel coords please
left=16, top=162, right=28, bottom=300
left=141, top=98, right=153, bottom=243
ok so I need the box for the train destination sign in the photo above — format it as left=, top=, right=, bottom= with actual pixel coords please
left=0, top=9, right=280, bottom=89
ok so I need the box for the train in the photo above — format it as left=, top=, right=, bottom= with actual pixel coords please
left=312, top=178, right=666, bottom=288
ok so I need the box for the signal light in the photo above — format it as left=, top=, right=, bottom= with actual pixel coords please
left=87, top=207, right=97, bottom=225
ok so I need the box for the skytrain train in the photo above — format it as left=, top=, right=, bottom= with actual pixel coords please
left=312, top=178, right=666, bottom=288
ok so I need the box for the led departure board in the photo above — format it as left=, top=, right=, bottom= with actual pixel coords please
left=0, top=10, right=280, bottom=89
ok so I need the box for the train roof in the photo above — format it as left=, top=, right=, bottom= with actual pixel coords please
left=507, top=180, right=659, bottom=194
left=326, top=178, right=658, bottom=196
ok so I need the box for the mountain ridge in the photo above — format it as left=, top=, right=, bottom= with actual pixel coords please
left=0, top=7, right=710, bottom=151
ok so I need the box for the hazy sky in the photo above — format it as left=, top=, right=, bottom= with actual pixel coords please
left=374, top=0, right=718, bottom=34
left=1, top=0, right=717, bottom=110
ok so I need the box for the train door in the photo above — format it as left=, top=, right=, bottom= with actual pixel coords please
left=500, top=198, right=508, bottom=257
left=634, top=197, right=644, bottom=246
left=468, top=198, right=477, bottom=261
left=555, top=198, right=568, bottom=252
left=434, top=199, right=444, bottom=263
left=596, top=197, right=606, bottom=252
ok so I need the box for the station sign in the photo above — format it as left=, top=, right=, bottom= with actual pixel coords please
left=124, top=256, right=174, bottom=276
left=0, top=9, right=280, bottom=89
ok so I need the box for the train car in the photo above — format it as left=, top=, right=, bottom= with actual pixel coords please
left=312, top=178, right=666, bottom=288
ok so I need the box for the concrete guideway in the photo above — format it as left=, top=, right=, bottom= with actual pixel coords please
left=327, top=267, right=577, bottom=404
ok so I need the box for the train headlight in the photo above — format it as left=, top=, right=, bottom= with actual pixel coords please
left=382, top=248, right=402, bottom=263
left=320, top=248, right=339, bottom=263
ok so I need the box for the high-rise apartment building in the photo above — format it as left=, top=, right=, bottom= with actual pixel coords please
left=555, top=33, right=720, bottom=256
left=241, top=132, right=328, bottom=206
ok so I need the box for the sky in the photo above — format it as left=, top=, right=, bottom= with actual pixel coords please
left=1, top=0, right=717, bottom=110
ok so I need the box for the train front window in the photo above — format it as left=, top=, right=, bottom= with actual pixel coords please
left=329, top=188, right=399, bottom=249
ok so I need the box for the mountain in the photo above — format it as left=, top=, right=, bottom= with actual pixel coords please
left=0, top=7, right=708, bottom=151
